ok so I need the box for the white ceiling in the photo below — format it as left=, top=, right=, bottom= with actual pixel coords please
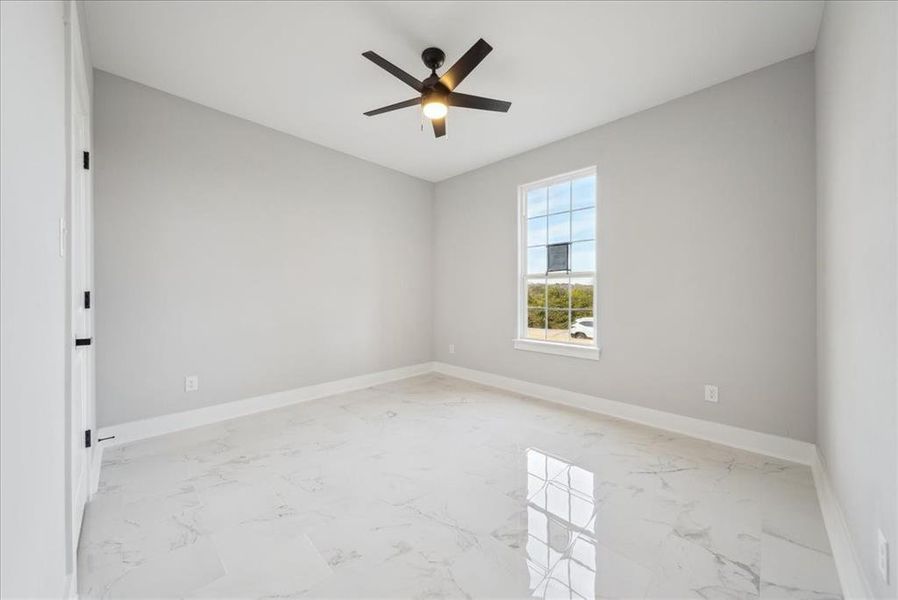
left=85, top=1, right=823, bottom=182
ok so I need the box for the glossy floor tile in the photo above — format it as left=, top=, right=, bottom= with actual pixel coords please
left=78, top=374, right=841, bottom=599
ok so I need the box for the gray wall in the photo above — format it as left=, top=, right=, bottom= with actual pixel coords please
left=433, top=54, right=817, bottom=442
left=94, top=71, right=433, bottom=427
left=816, top=2, right=897, bottom=597
left=0, top=1, right=70, bottom=596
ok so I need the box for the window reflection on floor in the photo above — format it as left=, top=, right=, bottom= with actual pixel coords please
left=526, top=448, right=597, bottom=599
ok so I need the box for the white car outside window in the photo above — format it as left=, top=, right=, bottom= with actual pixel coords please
left=570, top=318, right=594, bottom=339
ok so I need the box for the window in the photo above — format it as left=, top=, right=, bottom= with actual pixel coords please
left=516, top=167, right=599, bottom=360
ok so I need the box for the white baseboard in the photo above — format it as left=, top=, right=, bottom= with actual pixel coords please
left=433, top=362, right=875, bottom=597
left=96, top=362, right=435, bottom=448
left=431, top=361, right=816, bottom=465
left=97, top=359, right=814, bottom=463
left=811, top=448, right=873, bottom=599
left=94, top=359, right=868, bottom=598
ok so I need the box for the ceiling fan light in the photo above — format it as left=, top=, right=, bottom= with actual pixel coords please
left=422, top=100, right=448, bottom=120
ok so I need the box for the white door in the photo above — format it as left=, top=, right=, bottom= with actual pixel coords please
left=69, top=54, right=93, bottom=556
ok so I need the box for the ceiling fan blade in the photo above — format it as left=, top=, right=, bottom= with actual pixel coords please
left=362, top=51, right=423, bottom=92
left=363, top=97, right=421, bottom=117
left=438, top=38, right=492, bottom=91
left=447, top=92, right=511, bottom=113
left=432, top=117, right=446, bottom=138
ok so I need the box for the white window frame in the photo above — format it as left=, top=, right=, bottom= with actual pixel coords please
left=514, top=166, right=600, bottom=360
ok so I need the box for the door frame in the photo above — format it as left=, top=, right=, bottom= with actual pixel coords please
left=64, top=0, right=94, bottom=587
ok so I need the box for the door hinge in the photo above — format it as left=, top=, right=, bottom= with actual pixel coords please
left=84, top=290, right=91, bottom=309
left=75, top=337, right=92, bottom=347
left=84, top=429, right=92, bottom=448
left=82, top=151, right=90, bottom=170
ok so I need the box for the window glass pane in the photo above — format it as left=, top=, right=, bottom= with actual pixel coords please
left=570, top=277, right=593, bottom=309
left=547, top=213, right=570, bottom=244
left=547, top=280, right=569, bottom=309
left=571, top=309, right=594, bottom=345
left=571, top=241, right=595, bottom=272
left=546, top=309, right=570, bottom=343
left=527, top=187, right=548, bottom=217
left=527, top=246, right=546, bottom=275
left=527, top=309, right=546, bottom=340
left=527, top=280, right=546, bottom=308
left=528, top=216, right=547, bottom=247
left=572, top=176, right=596, bottom=210
left=548, top=181, right=570, bottom=214
left=571, top=208, right=595, bottom=242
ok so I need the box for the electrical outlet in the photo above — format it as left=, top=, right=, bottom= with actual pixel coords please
left=878, top=529, right=890, bottom=584
left=449, top=344, right=455, bottom=354
left=704, top=385, right=719, bottom=403
left=185, top=375, right=199, bottom=392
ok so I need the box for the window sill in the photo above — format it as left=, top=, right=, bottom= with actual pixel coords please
left=513, top=338, right=601, bottom=361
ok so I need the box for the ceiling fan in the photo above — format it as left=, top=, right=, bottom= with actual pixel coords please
left=362, top=38, right=511, bottom=138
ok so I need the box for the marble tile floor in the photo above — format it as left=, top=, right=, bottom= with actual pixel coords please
left=78, top=374, right=842, bottom=599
